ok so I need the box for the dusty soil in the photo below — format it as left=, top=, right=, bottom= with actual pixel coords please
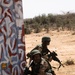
left=25, top=30, right=75, bottom=75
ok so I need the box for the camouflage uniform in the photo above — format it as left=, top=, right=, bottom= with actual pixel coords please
left=27, top=37, right=51, bottom=59
left=29, top=50, right=53, bottom=75
left=31, top=58, right=53, bottom=75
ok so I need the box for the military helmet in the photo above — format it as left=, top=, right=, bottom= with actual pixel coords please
left=30, top=49, right=41, bottom=56
left=42, top=36, right=51, bottom=42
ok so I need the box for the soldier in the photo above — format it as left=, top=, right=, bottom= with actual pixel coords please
left=24, top=50, right=55, bottom=75
left=26, top=36, right=63, bottom=72
left=27, top=36, right=51, bottom=60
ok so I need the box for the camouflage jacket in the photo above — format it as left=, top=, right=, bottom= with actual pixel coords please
left=27, top=44, right=50, bottom=60
left=31, top=44, right=50, bottom=55
left=30, top=58, right=52, bottom=75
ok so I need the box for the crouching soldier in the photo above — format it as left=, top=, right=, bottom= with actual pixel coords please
left=27, top=36, right=51, bottom=61
left=24, top=49, right=56, bottom=75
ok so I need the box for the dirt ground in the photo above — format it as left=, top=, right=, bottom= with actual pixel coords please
left=25, top=30, right=75, bottom=75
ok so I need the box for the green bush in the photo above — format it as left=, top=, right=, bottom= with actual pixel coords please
left=24, top=28, right=32, bottom=34
left=65, top=59, right=74, bottom=65
left=24, top=13, right=75, bottom=34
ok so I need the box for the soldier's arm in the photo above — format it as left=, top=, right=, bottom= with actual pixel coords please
left=26, top=45, right=39, bottom=58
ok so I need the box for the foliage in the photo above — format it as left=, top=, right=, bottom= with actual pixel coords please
left=24, top=13, right=75, bottom=34
left=64, top=59, right=74, bottom=65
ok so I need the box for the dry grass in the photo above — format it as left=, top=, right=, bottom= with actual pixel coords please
left=64, top=59, right=75, bottom=65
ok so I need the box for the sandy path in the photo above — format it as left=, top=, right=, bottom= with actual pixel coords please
left=25, top=30, right=75, bottom=75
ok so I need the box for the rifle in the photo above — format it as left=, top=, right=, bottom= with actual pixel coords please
left=23, top=60, right=33, bottom=75
left=47, top=51, right=64, bottom=70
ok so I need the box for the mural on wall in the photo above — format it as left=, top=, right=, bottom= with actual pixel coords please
left=0, top=0, right=26, bottom=75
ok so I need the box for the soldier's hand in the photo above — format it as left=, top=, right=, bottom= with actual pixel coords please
left=27, top=53, right=31, bottom=58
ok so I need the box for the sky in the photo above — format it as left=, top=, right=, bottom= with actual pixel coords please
left=22, top=0, right=75, bottom=19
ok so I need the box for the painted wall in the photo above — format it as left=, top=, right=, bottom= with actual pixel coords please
left=0, top=0, right=26, bottom=75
